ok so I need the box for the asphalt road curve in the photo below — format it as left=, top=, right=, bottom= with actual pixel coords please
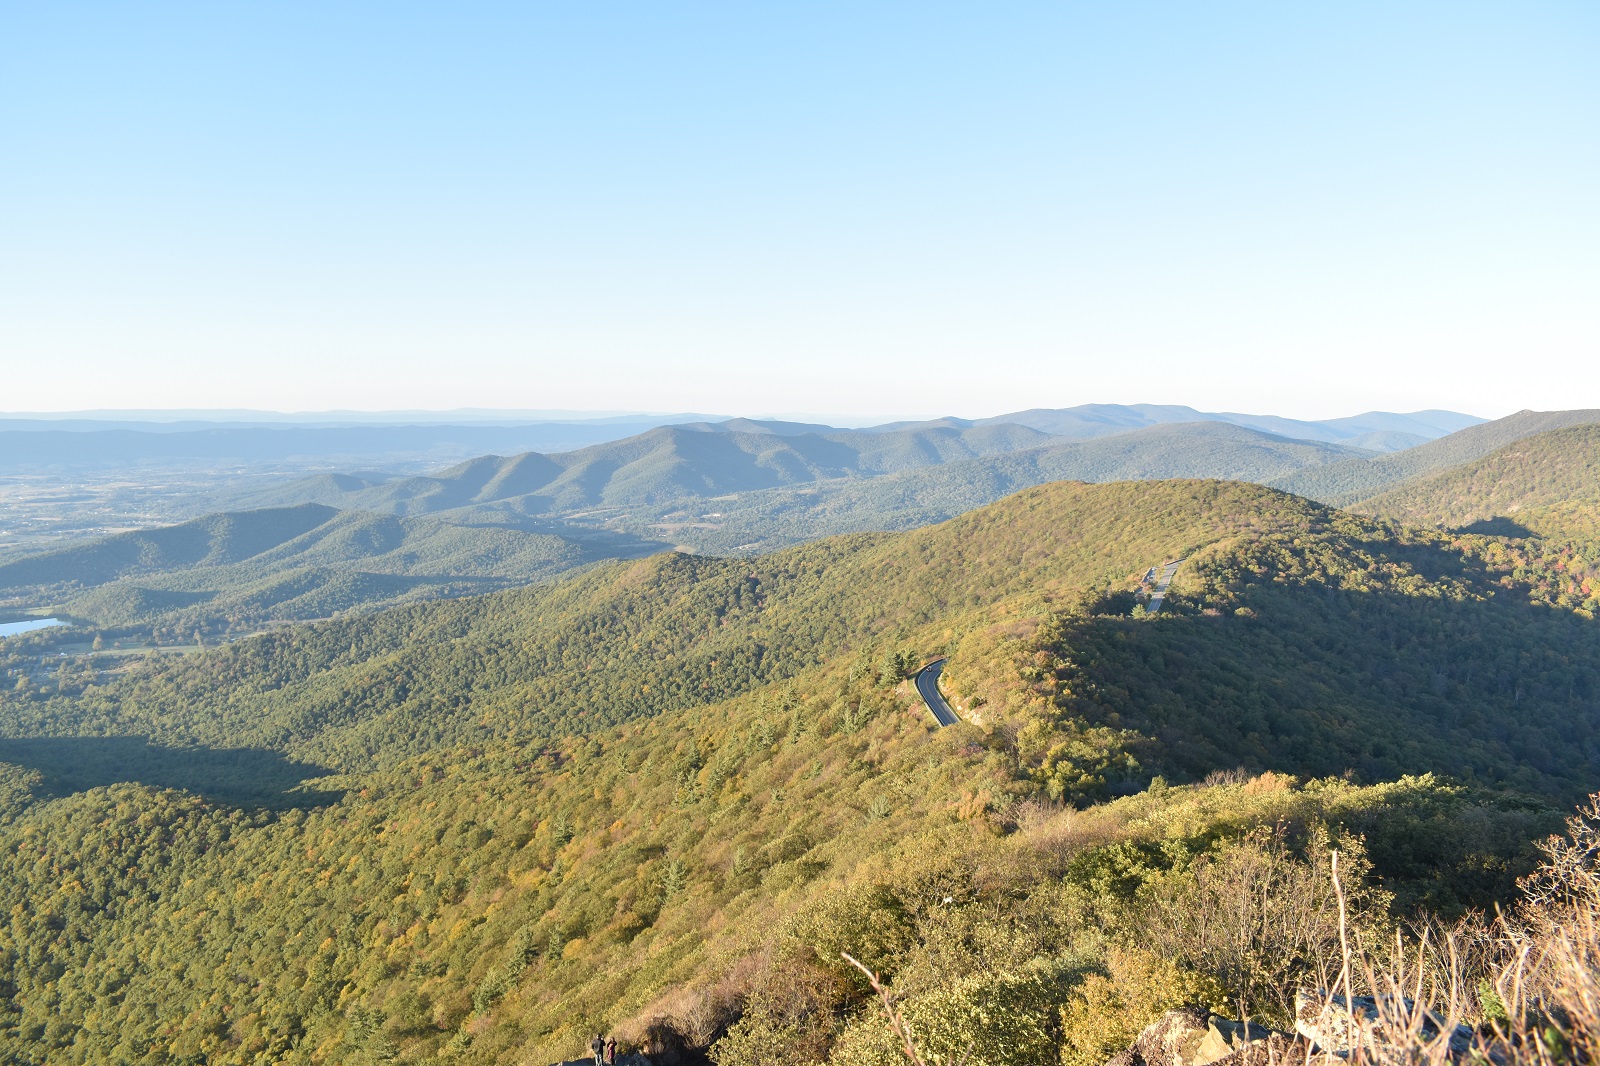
left=1147, top=559, right=1184, bottom=613
left=914, top=658, right=960, bottom=727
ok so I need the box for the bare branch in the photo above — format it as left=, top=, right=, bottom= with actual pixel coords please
left=841, top=952, right=929, bottom=1066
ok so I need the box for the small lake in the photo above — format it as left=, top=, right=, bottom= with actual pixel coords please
left=0, top=618, right=68, bottom=638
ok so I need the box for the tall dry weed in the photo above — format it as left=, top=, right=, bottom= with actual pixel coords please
left=1309, top=794, right=1600, bottom=1066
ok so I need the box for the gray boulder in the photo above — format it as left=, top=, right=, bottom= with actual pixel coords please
left=1295, top=990, right=1474, bottom=1057
left=1107, top=1009, right=1307, bottom=1066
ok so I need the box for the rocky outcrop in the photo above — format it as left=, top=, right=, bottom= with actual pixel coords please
left=1107, top=1009, right=1310, bottom=1066
left=1295, top=990, right=1474, bottom=1058
left=1106, top=991, right=1484, bottom=1066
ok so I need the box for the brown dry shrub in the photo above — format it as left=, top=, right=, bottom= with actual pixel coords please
left=1136, top=823, right=1391, bottom=1028
left=1303, top=793, right=1600, bottom=1066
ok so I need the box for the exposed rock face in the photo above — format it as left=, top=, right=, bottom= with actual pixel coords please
left=1295, top=990, right=1474, bottom=1057
left=1106, top=1006, right=1209, bottom=1066
left=1107, top=1009, right=1309, bottom=1066
left=1196, top=1018, right=1279, bottom=1063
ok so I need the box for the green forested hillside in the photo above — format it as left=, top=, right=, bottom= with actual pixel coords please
left=2, top=478, right=1597, bottom=1065
left=7, top=478, right=1597, bottom=784
left=0, top=698, right=1557, bottom=1066
left=0, top=504, right=627, bottom=629
left=1270, top=408, right=1600, bottom=505
left=632, top=422, right=1369, bottom=553
left=4, top=480, right=1293, bottom=768
left=227, top=422, right=1055, bottom=516
left=1352, top=423, right=1600, bottom=540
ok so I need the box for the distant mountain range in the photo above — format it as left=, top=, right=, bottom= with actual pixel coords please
left=612, top=422, right=1378, bottom=553
left=217, top=407, right=1485, bottom=523
left=211, top=408, right=1597, bottom=555
left=0, top=404, right=1482, bottom=471
left=13, top=403, right=1600, bottom=630
left=896, top=404, right=1481, bottom=453
left=224, top=422, right=1059, bottom=516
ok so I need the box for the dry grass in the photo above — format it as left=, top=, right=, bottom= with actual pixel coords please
left=1310, top=794, right=1600, bottom=1066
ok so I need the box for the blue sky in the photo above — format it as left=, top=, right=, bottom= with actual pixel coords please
left=2, top=3, right=1595, bottom=420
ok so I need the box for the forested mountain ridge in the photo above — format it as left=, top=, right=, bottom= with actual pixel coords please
left=630, top=422, right=1373, bottom=553
left=1351, top=423, right=1600, bottom=539
left=4, top=480, right=1310, bottom=770
left=225, top=422, right=1056, bottom=516
left=0, top=503, right=629, bottom=629
left=1269, top=408, right=1600, bottom=505
left=887, top=404, right=1479, bottom=449
left=2, top=475, right=1594, bottom=1064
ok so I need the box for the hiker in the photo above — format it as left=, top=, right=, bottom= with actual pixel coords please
left=591, top=1034, right=605, bottom=1065
left=605, top=1036, right=617, bottom=1065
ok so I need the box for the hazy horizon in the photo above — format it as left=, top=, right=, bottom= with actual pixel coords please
left=0, top=402, right=1501, bottom=428
left=4, top=4, right=1594, bottom=419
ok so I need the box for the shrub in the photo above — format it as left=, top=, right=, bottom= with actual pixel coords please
left=1133, top=823, right=1391, bottom=1027
left=1058, top=947, right=1229, bottom=1066
left=832, top=965, right=1063, bottom=1066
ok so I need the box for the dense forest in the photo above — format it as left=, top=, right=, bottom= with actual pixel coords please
left=1, top=475, right=1598, bottom=1063
left=611, top=422, right=1369, bottom=555
left=1354, top=423, right=1600, bottom=537
left=0, top=503, right=642, bottom=631
left=4, top=481, right=1309, bottom=768
left=1270, top=408, right=1600, bottom=505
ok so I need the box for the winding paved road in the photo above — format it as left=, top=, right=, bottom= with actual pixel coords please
left=915, top=560, right=1183, bottom=729
left=914, top=658, right=959, bottom=727
left=1146, top=559, right=1184, bottom=613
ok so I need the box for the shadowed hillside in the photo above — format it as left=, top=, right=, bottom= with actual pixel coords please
left=1352, top=423, right=1600, bottom=540
left=947, top=519, right=1600, bottom=800
left=1271, top=409, right=1600, bottom=505
left=0, top=735, right=341, bottom=809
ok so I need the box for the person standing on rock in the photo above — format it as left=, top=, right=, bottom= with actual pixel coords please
left=591, top=1034, right=605, bottom=1065
left=605, top=1036, right=616, bottom=1065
